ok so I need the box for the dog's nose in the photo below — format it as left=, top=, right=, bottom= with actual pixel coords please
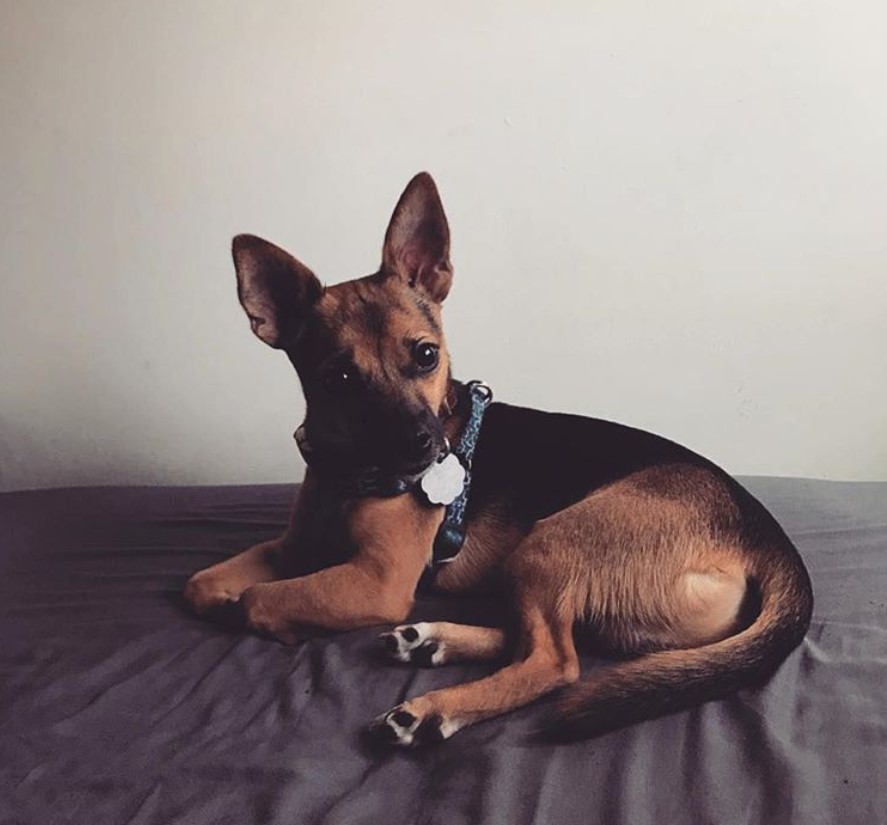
left=409, top=429, right=434, bottom=457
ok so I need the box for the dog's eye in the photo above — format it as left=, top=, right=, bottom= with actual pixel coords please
left=323, top=368, right=352, bottom=393
left=413, top=342, right=439, bottom=372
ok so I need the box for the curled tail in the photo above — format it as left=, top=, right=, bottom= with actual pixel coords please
left=549, top=545, right=813, bottom=741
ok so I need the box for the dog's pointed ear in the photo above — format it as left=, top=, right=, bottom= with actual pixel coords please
left=232, top=234, right=322, bottom=348
left=382, top=172, right=453, bottom=303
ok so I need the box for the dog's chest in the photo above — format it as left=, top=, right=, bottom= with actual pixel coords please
left=283, top=485, right=355, bottom=576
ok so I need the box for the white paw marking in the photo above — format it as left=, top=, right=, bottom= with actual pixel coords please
left=371, top=706, right=422, bottom=747
left=370, top=705, right=462, bottom=747
left=436, top=716, right=463, bottom=740
left=381, top=622, right=447, bottom=665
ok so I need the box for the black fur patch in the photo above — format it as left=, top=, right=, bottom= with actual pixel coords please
left=411, top=642, right=438, bottom=667
left=414, top=297, right=441, bottom=333
left=414, top=714, right=446, bottom=744
left=392, top=709, right=416, bottom=728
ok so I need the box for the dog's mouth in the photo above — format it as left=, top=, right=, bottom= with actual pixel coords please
left=359, top=448, right=445, bottom=482
left=385, top=436, right=451, bottom=479
left=389, top=458, right=438, bottom=478
left=295, top=425, right=443, bottom=482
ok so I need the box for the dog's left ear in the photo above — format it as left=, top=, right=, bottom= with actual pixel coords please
left=382, top=172, right=453, bottom=303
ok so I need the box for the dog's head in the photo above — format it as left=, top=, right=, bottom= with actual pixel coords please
left=232, top=173, right=454, bottom=477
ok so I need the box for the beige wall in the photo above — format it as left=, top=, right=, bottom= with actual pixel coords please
left=1, top=1, right=885, bottom=490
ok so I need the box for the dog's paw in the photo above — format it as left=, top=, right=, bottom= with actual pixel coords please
left=368, top=704, right=459, bottom=747
left=184, top=573, right=242, bottom=617
left=380, top=622, right=446, bottom=666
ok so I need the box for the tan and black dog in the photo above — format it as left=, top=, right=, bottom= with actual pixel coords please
left=184, top=172, right=813, bottom=746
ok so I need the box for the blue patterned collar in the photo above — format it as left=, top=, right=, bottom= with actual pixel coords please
left=430, top=381, right=492, bottom=566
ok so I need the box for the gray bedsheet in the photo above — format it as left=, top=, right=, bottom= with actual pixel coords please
left=0, top=478, right=885, bottom=825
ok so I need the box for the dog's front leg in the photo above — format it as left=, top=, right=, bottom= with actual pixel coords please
left=241, top=495, right=443, bottom=643
left=240, top=562, right=409, bottom=643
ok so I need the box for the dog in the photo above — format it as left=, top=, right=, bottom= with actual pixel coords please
left=184, top=172, right=813, bottom=746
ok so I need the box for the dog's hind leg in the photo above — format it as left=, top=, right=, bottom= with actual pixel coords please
left=370, top=551, right=578, bottom=745
left=380, top=622, right=507, bottom=666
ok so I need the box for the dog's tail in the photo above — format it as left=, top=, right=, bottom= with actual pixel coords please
left=547, top=543, right=813, bottom=740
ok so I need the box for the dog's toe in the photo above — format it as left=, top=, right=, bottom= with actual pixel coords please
left=381, top=622, right=447, bottom=666
left=369, top=705, right=421, bottom=747
left=411, top=641, right=440, bottom=666
left=369, top=705, right=454, bottom=747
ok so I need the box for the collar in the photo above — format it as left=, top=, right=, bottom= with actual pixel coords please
left=294, top=380, right=494, bottom=570
left=430, top=380, right=492, bottom=566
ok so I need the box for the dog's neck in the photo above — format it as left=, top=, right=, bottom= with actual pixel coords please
left=441, top=378, right=474, bottom=448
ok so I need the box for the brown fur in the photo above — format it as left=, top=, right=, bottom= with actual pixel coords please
left=184, top=172, right=813, bottom=745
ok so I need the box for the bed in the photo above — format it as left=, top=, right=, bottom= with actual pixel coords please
left=1, top=477, right=885, bottom=824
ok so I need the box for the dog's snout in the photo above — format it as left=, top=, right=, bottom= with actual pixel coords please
left=412, top=430, right=434, bottom=453
left=403, top=423, right=442, bottom=463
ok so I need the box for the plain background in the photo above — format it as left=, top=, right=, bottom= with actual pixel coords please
left=1, top=1, right=885, bottom=491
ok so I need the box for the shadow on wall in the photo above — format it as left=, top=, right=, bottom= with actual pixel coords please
left=0, top=420, right=159, bottom=492
left=0, top=384, right=203, bottom=492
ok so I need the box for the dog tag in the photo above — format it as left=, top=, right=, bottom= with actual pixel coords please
left=420, top=453, right=466, bottom=506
